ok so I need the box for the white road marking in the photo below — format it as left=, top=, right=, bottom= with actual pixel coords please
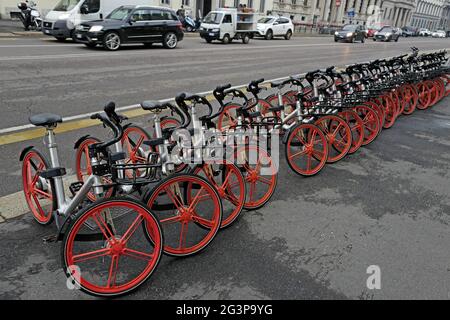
left=0, top=76, right=289, bottom=135
left=2, top=40, right=440, bottom=62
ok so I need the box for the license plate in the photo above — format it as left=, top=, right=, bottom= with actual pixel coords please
left=76, top=34, right=82, bottom=39
left=209, top=33, right=215, bottom=36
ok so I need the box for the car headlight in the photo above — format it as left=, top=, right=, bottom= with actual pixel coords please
left=346, top=32, right=353, bottom=37
left=75, top=24, right=83, bottom=30
left=385, top=33, right=391, bottom=37
left=212, top=28, right=219, bottom=32
left=89, top=25, right=103, bottom=32
left=335, top=31, right=338, bottom=35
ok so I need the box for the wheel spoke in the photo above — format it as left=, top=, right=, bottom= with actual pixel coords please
left=164, top=186, right=184, bottom=211
left=121, top=214, right=144, bottom=244
left=72, top=248, right=110, bottom=263
left=188, top=186, right=208, bottom=211
left=289, top=148, right=307, bottom=160
left=107, top=255, right=119, bottom=288
left=33, top=188, right=52, bottom=199
left=191, top=215, right=214, bottom=226
left=179, top=222, right=188, bottom=249
left=160, top=215, right=181, bottom=225
left=92, top=212, right=116, bottom=243
left=122, top=248, right=154, bottom=262
left=257, top=176, right=273, bottom=185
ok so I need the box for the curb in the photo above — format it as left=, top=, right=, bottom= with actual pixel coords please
left=0, top=31, right=42, bottom=38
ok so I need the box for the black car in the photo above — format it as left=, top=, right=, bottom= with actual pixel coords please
left=334, top=24, right=366, bottom=43
left=73, top=5, right=184, bottom=50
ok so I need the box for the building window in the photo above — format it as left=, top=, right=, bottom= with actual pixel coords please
left=301, top=16, right=305, bottom=21
left=248, top=0, right=253, bottom=8
left=259, top=0, right=265, bottom=12
left=234, top=0, right=239, bottom=8
left=182, top=0, right=190, bottom=6
left=292, top=0, right=297, bottom=5
left=161, top=0, right=170, bottom=5
left=303, top=0, right=308, bottom=6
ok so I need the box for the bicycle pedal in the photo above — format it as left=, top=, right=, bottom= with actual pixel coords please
left=69, top=181, right=84, bottom=196
left=42, top=234, right=58, bottom=244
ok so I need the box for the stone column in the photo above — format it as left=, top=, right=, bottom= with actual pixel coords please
left=337, top=0, right=348, bottom=23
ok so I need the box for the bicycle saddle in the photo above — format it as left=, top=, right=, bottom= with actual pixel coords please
left=141, top=100, right=171, bottom=111
left=29, top=113, right=63, bottom=127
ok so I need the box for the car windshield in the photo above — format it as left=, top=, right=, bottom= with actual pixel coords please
left=203, top=12, right=223, bottom=24
left=106, top=7, right=133, bottom=20
left=342, top=25, right=357, bottom=31
left=380, top=27, right=393, bottom=32
left=53, top=0, right=81, bottom=11
left=258, top=17, right=274, bottom=24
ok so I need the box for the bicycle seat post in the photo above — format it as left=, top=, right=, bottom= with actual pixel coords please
left=44, top=125, right=66, bottom=210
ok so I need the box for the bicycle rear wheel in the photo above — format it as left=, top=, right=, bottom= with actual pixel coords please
left=234, top=145, right=278, bottom=210
left=75, top=136, right=114, bottom=202
left=21, top=148, right=56, bottom=225
left=416, top=81, right=432, bottom=110
left=285, top=123, right=328, bottom=176
left=144, top=173, right=222, bottom=257
left=62, top=197, right=163, bottom=297
left=400, top=84, right=418, bottom=115
left=314, top=115, right=352, bottom=163
left=353, top=105, right=380, bottom=145
left=190, top=163, right=246, bottom=228
left=339, top=110, right=364, bottom=154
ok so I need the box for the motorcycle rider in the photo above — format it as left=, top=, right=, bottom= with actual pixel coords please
left=18, top=1, right=32, bottom=30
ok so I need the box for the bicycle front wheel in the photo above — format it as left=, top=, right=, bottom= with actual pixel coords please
left=62, top=197, right=163, bottom=297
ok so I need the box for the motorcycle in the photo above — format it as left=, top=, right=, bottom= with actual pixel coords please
left=182, top=15, right=200, bottom=32
left=15, top=1, right=42, bottom=31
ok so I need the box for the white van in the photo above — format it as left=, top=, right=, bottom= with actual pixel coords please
left=42, top=0, right=151, bottom=41
left=199, top=8, right=259, bottom=44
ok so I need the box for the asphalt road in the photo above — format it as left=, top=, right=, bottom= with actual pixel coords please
left=0, top=35, right=449, bottom=300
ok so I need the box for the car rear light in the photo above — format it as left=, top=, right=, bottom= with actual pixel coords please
left=176, top=22, right=183, bottom=30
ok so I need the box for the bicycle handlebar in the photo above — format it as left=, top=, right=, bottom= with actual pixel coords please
left=90, top=108, right=123, bottom=150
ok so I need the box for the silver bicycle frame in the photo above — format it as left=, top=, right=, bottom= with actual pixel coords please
left=44, top=128, right=105, bottom=219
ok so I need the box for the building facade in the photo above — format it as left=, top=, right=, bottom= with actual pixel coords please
left=440, top=0, right=450, bottom=30
left=0, top=0, right=271, bottom=20
left=410, top=0, right=447, bottom=29
left=271, top=0, right=415, bottom=27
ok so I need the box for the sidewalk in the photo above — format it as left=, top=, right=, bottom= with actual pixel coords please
left=0, top=19, right=42, bottom=37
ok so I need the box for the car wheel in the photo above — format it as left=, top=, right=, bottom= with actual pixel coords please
left=103, top=31, right=121, bottom=51
left=395, top=37, right=399, bottom=42
left=222, top=33, right=230, bottom=44
left=334, top=38, right=338, bottom=42
left=186, top=26, right=193, bottom=32
left=284, top=29, right=292, bottom=40
left=163, top=32, right=178, bottom=49
left=206, top=38, right=212, bottom=43
left=84, top=43, right=97, bottom=48
left=361, top=36, right=365, bottom=43
left=265, top=29, right=273, bottom=40
left=55, top=37, right=66, bottom=42
left=242, top=33, right=250, bottom=44
left=373, top=38, right=376, bottom=41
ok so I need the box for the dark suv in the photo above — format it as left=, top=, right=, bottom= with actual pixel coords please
left=73, top=5, right=184, bottom=50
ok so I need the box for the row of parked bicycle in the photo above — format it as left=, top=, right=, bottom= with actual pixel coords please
left=20, top=48, right=449, bottom=297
